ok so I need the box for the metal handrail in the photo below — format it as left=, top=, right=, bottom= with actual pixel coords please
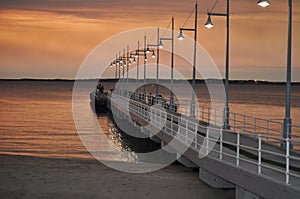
left=115, top=90, right=299, bottom=143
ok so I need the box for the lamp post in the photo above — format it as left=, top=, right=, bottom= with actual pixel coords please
left=113, top=53, right=118, bottom=80
left=116, top=47, right=133, bottom=96
left=118, top=51, right=121, bottom=80
left=178, top=2, right=198, bottom=118
left=126, top=45, right=130, bottom=96
left=160, top=17, right=175, bottom=111
left=111, top=47, right=138, bottom=95
left=205, top=0, right=230, bottom=129
left=133, top=40, right=156, bottom=100
left=147, top=27, right=162, bottom=103
left=136, top=41, right=140, bottom=94
left=257, top=0, right=293, bottom=149
left=122, top=49, right=126, bottom=80
left=144, top=35, right=147, bottom=100
left=115, top=53, right=119, bottom=80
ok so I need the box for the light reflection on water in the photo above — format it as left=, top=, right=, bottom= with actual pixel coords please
left=0, top=80, right=299, bottom=160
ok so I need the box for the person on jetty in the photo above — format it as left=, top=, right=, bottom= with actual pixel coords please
left=148, top=92, right=154, bottom=105
left=96, top=83, right=104, bottom=93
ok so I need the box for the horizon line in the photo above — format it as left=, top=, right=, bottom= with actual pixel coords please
left=1, top=78, right=300, bottom=84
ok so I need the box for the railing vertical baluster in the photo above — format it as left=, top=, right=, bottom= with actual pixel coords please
left=237, top=132, right=240, bottom=166
left=258, top=134, right=262, bottom=174
left=220, top=129, right=223, bottom=160
left=286, top=137, right=290, bottom=185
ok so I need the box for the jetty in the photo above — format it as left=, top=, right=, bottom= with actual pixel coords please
left=91, top=88, right=300, bottom=199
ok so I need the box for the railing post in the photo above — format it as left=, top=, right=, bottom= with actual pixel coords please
left=254, top=118, right=257, bottom=136
left=286, top=137, right=290, bottom=184
left=220, top=129, right=223, bottom=160
left=163, top=111, right=166, bottom=132
left=243, top=115, right=246, bottom=133
left=195, top=126, right=198, bottom=149
left=237, top=132, right=240, bottom=166
left=208, top=108, right=211, bottom=124
left=266, top=120, right=269, bottom=142
left=258, top=134, right=262, bottom=174
left=154, top=108, right=156, bottom=126
left=206, top=128, right=209, bottom=156
left=185, top=120, right=188, bottom=143
left=214, top=108, right=217, bottom=125
left=234, top=113, right=236, bottom=131
left=201, top=107, right=204, bottom=122
left=159, top=108, right=162, bottom=126
left=171, top=114, right=174, bottom=135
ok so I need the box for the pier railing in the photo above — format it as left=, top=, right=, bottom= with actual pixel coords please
left=110, top=91, right=300, bottom=186
left=178, top=100, right=300, bottom=149
left=123, top=91, right=300, bottom=146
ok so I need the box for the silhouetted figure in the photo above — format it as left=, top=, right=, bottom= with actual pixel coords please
left=148, top=92, right=154, bottom=105
left=97, top=83, right=104, bottom=93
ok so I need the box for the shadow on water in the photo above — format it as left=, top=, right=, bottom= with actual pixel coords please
left=97, top=111, right=161, bottom=154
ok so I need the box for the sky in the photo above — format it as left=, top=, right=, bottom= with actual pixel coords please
left=0, top=0, right=300, bottom=81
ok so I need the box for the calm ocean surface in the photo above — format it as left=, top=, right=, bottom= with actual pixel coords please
left=0, top=80, right=299, bottom=160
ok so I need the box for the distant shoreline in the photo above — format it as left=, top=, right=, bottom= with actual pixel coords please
left=1, top=78, right=300, bottom=85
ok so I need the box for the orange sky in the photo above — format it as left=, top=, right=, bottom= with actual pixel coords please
left=0, top=0, right=299, bottom=81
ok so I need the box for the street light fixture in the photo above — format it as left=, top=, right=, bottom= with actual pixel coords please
left=257, top=0, right=271, bottom=7
left=204, top=15, right=214, bottom=29
left=129, top=55, right=133, bottom=61
left=177, top=2, right=198, bottom=118
left=177, top=30, right=184, bottom=40
left=151, top=51, right=156, bottom=58
left=158, top=40, right=164, bottom=49
left=205, top=0, right=230, bottom=129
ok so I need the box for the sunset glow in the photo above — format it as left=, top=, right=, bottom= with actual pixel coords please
left=0, top=0, right=299, bottom=81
